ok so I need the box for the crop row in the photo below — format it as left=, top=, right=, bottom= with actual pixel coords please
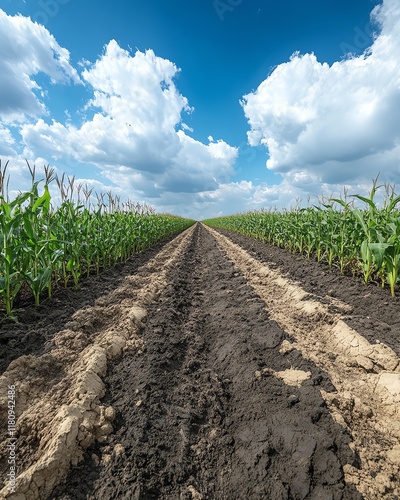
left=204, top=179, right=400, bottom=297
left=0, top=161, right=194, bottom=317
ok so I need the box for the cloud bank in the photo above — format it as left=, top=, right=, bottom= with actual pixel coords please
left=20, top=40, right=238, bottom=197
left=241, top=0, right=400, bottom=185
left=1, top=1, right=400, bottom=219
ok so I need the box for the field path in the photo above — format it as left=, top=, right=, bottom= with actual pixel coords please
left=1, top=223, right=400, bottom=499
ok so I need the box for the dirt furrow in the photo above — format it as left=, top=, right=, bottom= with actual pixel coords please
left=54, top=224, right=361, bottom=499
left=0, top=226, right=195, bottom=499
left=213, top=227, right=400, bottom=359
left=207, top=225, right=400, bottom=499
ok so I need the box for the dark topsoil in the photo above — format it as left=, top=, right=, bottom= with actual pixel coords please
left=52, top=224, right=363, bottom=499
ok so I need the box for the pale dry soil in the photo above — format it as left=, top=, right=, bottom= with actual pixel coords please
left=0, top=223, right=399, bottom=500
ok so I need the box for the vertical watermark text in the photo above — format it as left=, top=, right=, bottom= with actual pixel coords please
left=6, top=385, right=17, bottom=494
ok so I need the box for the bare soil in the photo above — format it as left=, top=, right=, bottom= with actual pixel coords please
left=1, top=224, right=399, bottom=499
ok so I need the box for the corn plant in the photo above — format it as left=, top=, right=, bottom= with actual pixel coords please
left=204, top=179, right=400, bottom=297
left=0, top=192, right=30, bottom=315
left=0, top=160, right=195, bottom=317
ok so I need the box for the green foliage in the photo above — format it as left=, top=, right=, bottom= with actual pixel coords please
left=0, top=160, right=194, bottom=317
left=204, top=180, right=400, bottom=297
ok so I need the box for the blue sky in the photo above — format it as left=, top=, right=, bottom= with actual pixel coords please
left=1, top=0, right=399, bottom=219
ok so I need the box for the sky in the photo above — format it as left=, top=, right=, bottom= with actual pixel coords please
left=1, top=0, right=399, bottom=219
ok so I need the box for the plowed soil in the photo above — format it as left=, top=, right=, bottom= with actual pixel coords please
left=1, top=224, right=400, bottom=500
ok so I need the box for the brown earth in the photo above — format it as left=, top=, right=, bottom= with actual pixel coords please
left=1, top=223, right=400, bottom=499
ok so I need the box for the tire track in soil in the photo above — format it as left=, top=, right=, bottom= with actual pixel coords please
left=54, top=223, right=361, bottom=499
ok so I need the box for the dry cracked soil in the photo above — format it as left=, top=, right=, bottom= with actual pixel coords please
left=1, top=223, right=400, bottom=500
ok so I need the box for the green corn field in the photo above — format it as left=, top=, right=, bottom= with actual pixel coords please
left=204, top=179, right=400, bottom=297
left=0, top=160, right=194, bottom=317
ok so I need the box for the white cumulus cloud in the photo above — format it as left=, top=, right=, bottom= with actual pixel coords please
left=0, top=8, right=80, bottom=122
left=21, top=40, right=238, bottom=195
left=241, top=0, right=400, bottom=186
